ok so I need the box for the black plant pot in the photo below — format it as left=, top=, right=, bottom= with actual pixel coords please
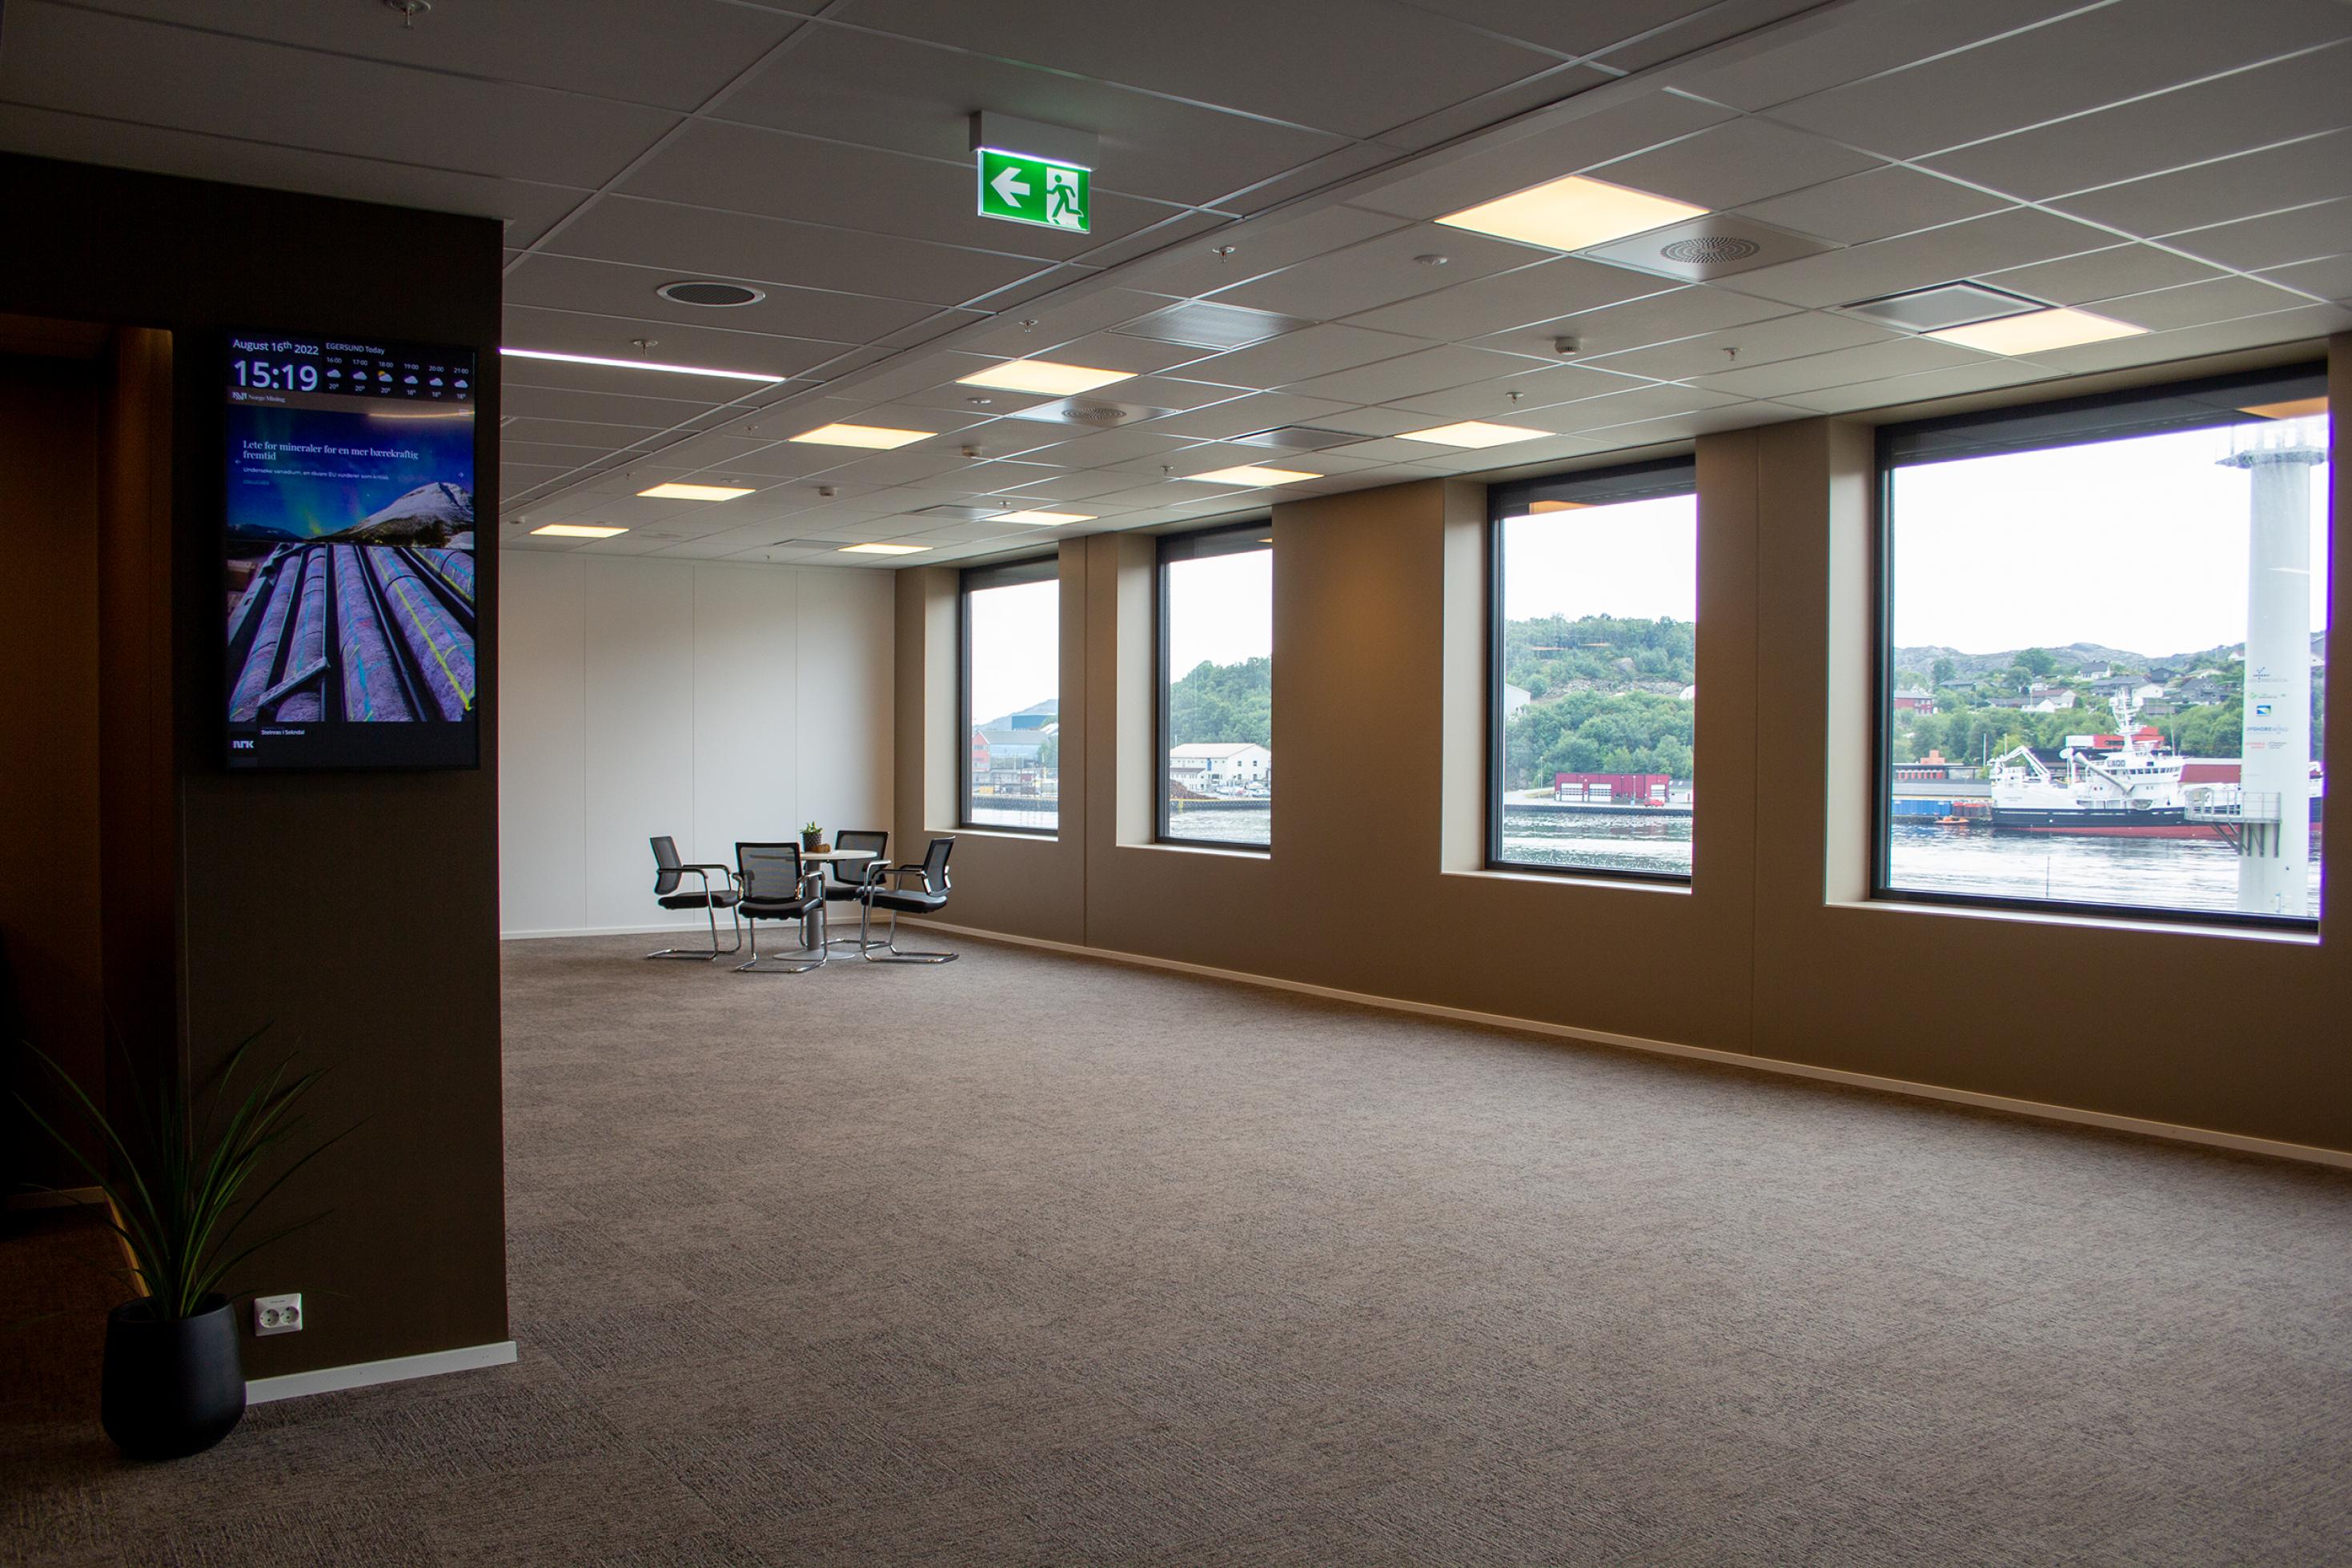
left=101, top=1295, right=245, bottom=1461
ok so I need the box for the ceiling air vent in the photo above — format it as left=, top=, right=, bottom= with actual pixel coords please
left=1113, top=300, right=1314, bottom=351
left=1233, top=426, right=1363, bottom=451
left=1578, top=214, right=1832, bottom=283
left=1005, top=398, right=1178, bottom=427
left=1837, top=282, right=2045, bottom=334
left=657, top=280, right=766, bottom=307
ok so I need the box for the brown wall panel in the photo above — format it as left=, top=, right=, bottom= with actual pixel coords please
left=0, top=153, right=506, bottom=1374
left=897, top=335, right=2349, bottom=1157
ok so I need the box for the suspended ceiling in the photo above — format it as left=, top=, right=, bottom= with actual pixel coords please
left=1, top=0, right=2346, bottom=565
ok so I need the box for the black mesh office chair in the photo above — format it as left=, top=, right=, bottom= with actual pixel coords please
left=821, top=829, right=890, bottom=950
left=732, top=842, right=829, bottom=973
left=857, top=836, right=957, bottom=963
left=646, top=836, right=741, bottom=960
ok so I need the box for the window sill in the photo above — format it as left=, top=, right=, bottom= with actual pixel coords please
left=941, top=826, right=1061, bottom=844
left=1130, top=840, right=1270, bottom=860
left=1836, top=896, right=2319, bottom=945
left=1446, top=867, right=1691, bottom=896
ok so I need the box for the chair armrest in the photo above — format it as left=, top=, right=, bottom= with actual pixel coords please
left=683, top=862, right=733, bottom=875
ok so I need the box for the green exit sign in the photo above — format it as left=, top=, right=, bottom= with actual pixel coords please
left=977, top=148, right=1090, bottom=234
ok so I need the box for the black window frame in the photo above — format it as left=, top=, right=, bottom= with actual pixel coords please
left=1156, top=520, right=1274, bottom=851
left=1872, top=362, right=2328, bottom=931
left=1487, top=455, right=1699, bottom=881
left=958, top=553, right=1062, bottom=837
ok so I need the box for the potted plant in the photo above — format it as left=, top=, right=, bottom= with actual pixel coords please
left=15, top=1029, right=343, bottom=1460
left=801, top=820, right=827, bottom=852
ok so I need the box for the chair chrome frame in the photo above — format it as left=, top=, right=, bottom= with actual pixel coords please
left=646, top=845, right=744, bottom=961
left=733, top=843, right=831, bottom=974
left=857, top=855, right=959, bottom=964
left=821, top=832, right=893, bottom=952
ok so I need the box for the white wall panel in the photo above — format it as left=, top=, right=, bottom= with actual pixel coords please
left=797, top=567, right=897, bottom=840
left=498, top=555, right=894, bottom=936
left=497, top=553, right=588, bottom=935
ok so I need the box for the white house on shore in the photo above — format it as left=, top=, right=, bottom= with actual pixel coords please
left=1169, top=741, right=1271, bottom=792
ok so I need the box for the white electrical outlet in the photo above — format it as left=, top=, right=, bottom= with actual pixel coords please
left=254, top=1293, right=303, bottom=1336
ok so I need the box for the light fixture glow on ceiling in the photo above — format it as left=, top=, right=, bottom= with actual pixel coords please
left=531, top=523, right=629, bottom=538
left=1399, top=420, right=1551, bottom=448
left=956, top=359, right=1135, bottom=396
left=1924, top=307, right=2144, bottom=355
left=839, top=543, right=929, bottom=555
left=1436, top=174, right=1708, bottom=254
left=2240, top=396, right=2328, bottom=421
left=1182, top=464, right=1321, bottom=486
left=991, top=509, right=1094, bottom=525
left=788, top=423, right=932, bottom=450
left=1526, top=499, right=1591, bottom=514
left=637, top=483, right=753, bottom=501
left=498, top=347, right=781, bottom=383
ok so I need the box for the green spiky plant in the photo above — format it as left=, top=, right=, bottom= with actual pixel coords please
left=14, top=1029, right=348, bottom=1319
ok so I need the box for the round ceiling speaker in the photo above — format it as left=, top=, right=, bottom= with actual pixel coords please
left=656, top=280, right=765, bottom=307
left=1658, top=235, right=1763, bottom=266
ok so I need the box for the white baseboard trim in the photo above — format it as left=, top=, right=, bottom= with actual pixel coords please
left=6, top=1185, right=106, bottom=1212
left=905, top=918, right=2352, bottom=1171
left=245, top=1340, right=519, bottom=1405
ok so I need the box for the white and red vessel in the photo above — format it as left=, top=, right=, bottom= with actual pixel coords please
left=1988, top=699, right=2322, bottom=839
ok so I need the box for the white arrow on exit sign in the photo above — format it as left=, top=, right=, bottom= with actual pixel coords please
left=989, top=165, right=1030, bottom=207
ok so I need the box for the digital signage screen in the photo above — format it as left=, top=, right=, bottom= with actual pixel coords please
left=222, top=332, right=479, bottom=769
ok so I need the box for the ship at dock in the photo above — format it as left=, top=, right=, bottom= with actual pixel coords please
left=1986, top=697, right=2321, bottom=840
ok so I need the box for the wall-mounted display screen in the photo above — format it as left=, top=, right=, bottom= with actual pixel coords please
left=223, top=331, right=479, bottom=769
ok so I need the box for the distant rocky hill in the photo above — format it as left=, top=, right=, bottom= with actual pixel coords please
left=325, top=481, right=474, bottom=547
left=1895, top=632, right=2324, bottom=682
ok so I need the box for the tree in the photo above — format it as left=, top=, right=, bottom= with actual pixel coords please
left=1931, top=656, right=1957, bottom=689
left=2016, top=647, right=2057, bottom=678
left=1167, top=656, right=1271, bottom=748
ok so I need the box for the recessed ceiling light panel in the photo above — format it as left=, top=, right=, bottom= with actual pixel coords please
left=788, top=423, right=931, bottom=449
left=1925, top=307, right=2144, bottom=355
left=637, top=483, right=753, bottom=501
left=1183, top=464, right=1320, bottom=486
left=840, top=543, right=929, bottom=555
left=991, top=509, right=1094, bottom=525
left=531, top=523, right=628, bottom=538
left=1399, top=420, right=1551, bottom=448
left=957, top=359, right=1135, bottom=396
left=1438, top=174, right=1708, bottom=254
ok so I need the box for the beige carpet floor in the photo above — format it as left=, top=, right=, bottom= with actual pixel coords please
left=7, top=929, right=2351, bottom=1565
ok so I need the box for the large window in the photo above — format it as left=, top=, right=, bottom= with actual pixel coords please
left=961, top=557, right=1060, bottom=833
left=1879, top=367, right=2328, bottom=926
left=1159, top=524, right=1272, bottom=848
left=1491, top=459, right=1698, bottom=879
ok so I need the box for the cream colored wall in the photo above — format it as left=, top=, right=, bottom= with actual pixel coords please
left=894, top=338, right=2350, bottom=1155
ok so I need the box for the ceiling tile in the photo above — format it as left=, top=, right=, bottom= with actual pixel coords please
left=2086, top=275, right=2318, bottom=331
left=504, top=252, right=944, bottom=344
left=843, top=0, right=1557, bottom=141
left=1470, top=283, right=1793, bottom=358
left=1584, top=310, right=1895, bottom=380
left=536, top=194, right=1050, bottom=308
left=1973, top=243, right=2227, bottom=307
left=1732, top=165, right=2011, bottom=247
left=1768, top=0, right=2352, bottom=160
left=1923, top=45, right=2352, bottom=203
left=1664, top=0, right=2073, bottom=112
left=616, top=120, right=1177, bottom=260
left=2051, top=129, right=2352, bottom=238
left=1685, top=335, right=1988, bottom=398
left=718, top=22, right=1350, bottom=208
left=2258, top=255, right=2352, bottom=303
left=0, top=2, right=680, bottom=187
left=1381, top=361, right=1656, bottom=418
left=1280, top=343, right=1549, bottom=402
left=1347, top=89, right=1733, bottom=221
left=500, top=305, right=845, bottom=380
left=1724, top=207, right=2117, bottom=310
left=2162, top=198, right=2352, bottom=271
left=70, top=0, right=814, bottom=110
left=1145, top=394, right=1363, bottom=440
left=1341, top=256, right=1670, bottom=339
left=1116, top=207, right=1410, bottom=299
left=1588, top=119, right=1879, bottom=211
left=1207, top=224, right=1539, bottom=322
left=1176, top=323, right=1435, bottom=390
left=2020, top=301, right=2352, bottom=374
